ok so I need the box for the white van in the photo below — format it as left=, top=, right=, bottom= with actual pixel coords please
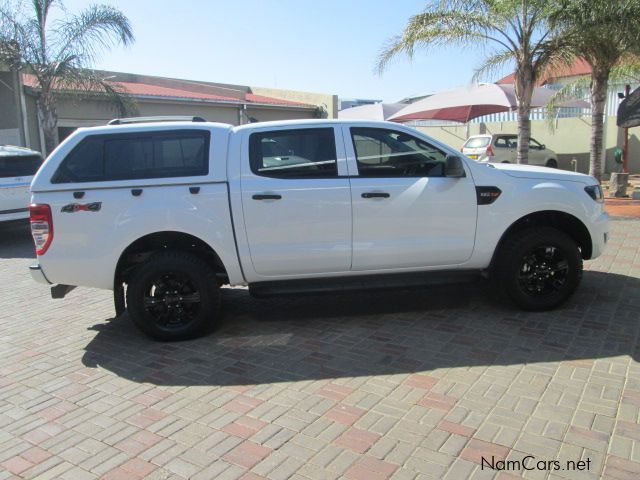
left=0, top=146, right=43, bottom=222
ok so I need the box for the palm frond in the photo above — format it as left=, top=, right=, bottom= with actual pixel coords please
left=52, top=4, right=133, bottom=65
left=544, top=77, right=591, bottom=130
left=472, top=50, right=514, bottom=83
left=376, top=6, right=509, bottom=74
left=50, top=67, right=137, bottom=116
left=610, top=60, right=640, bottom=84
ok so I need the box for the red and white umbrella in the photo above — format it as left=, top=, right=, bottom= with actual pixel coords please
left=388, top=83, right=589, bottom=123
left=338, top=102, right=406, bottom=121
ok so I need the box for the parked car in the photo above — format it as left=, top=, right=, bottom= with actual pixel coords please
left=462, top=134, right=558, bottom=168
left=0, top=145, right=43, bottom=223
left=29, top=117, right=608, bottom=340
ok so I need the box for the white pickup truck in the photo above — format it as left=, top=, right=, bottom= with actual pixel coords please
left=29, top=117, right=609, bottom=340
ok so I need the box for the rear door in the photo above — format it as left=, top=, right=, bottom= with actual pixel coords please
left=493, top=135, right=516, bottom=163
left=239, top=126, right=351, bottom=277
left=345, top=126, right=477, bottom=270
left=528, top=138, right=546, bottom=165
left=0, top=154, right=42, bottom=218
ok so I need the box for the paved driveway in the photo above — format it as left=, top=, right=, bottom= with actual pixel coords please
left=0, top=219, right=639, bottom=480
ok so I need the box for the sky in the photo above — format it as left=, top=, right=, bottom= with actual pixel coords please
left=56, top=0, right=513, bottom=103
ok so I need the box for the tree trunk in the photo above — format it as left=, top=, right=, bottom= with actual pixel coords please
left=36, top=93, right=58, bottom=156
left=517, top=105, right=531, bottom=165
left=589, top=69, right=609, bottom=182
left=514, top=69, right=534, bottom=165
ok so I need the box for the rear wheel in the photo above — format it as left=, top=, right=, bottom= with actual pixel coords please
left=494, top=227, right=582, bottom=310
left=127, top=251, right=220, bottom=340
left=546, top=159, right=558, bottom=168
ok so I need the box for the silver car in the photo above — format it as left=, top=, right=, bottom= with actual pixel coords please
left=462, top=134, right=558, bottom=168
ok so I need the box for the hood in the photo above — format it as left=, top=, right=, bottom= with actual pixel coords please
left=489, top=163, right=594, bottom=184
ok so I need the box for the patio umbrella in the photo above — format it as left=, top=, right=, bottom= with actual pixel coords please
left=338, top=102, right=406, bottom=121
left=388, top=83, right=589, bottom=123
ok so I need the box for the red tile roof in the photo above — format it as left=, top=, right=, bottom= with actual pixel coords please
left=496, top=58, right=593, bottom=86
left=21, top=74, right=312, bottom=108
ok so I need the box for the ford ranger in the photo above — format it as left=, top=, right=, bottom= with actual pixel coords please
left=28, top=117, right=609, bottom=340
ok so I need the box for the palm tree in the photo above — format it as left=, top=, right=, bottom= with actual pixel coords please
left=0, top=0, right=135, bottom=154
left=377, top=0, right=568, bottom=164
left=549, top=0, right=640, bottom=181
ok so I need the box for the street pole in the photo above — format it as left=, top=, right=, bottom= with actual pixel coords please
left=623, top=84, right=630, bottom=173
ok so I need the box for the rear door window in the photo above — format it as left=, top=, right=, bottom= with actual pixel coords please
left=0, top=155, right=43, bottom=178
left=52, top=130, right=209, bottom=183
left=249, top=128, right=338, bottom=178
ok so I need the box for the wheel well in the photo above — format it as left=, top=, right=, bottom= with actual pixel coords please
left=115, top=232, right=228, bottom=287
left=492, top=211, right=593, bottom=265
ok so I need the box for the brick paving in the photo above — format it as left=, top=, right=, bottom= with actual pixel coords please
left=605, top=199, right=640, bottom=219
left=1, top=219, right=639, bottom=479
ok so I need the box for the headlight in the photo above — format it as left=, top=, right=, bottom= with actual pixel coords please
left=584, top=184, right=604, bottom=203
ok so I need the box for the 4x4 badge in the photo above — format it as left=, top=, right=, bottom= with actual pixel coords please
left=61, top=202, right=102, bottom=213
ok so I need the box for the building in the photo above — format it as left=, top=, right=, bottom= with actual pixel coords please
left=0, top=67, right=338, bottom=154
left=338, top=98, right=382, bottom=111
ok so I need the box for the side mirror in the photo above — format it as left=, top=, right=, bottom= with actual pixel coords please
left=445, top=155, right=466, bottom=178
left=541, top=144, right=546, bottom=150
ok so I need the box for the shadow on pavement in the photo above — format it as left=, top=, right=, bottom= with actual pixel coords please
left=81, top=270, right=640, bottom=386
left=0, top=220, right=34, bottom=259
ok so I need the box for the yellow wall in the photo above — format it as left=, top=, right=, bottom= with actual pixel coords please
left=416, top=116, right=640, bottom=174
left=250, top=87, right=338, bottom=119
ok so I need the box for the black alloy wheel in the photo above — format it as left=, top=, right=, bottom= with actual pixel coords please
left=143, top=272, right=202, bottom=331
left=517, top=245, right=569, bottom=297
left=127, top=251, right=220, bottom=341
left=495, top=227, right=582, bottom=310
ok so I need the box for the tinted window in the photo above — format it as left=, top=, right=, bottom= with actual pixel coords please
left=351, top=128, right=447, bottom=177
left=249, top=128, right=337, bottom=178
left=0, top=155, right=43, bottom=178
left=52, top=130, right=209, bottom=183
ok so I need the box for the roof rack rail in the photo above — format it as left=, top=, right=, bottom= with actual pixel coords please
left=107, top=116, right=207, bottom=125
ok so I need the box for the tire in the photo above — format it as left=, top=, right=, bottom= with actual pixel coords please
left=126, top=251, right=220, bottom=341
left=493, top=227, right=582, bottom=311
left=546, top=159, right=558, bottom=168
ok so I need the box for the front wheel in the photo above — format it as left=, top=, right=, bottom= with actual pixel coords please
left=546, top=159, right=558, bottom=168
left=494, top=227, right=582, bottom=310
left=126, top=251, right=221, bottom=341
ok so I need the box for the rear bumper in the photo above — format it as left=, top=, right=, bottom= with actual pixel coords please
left=30, top=265, right=77, bottom=298
left=29, top=264, right=51, bottom=285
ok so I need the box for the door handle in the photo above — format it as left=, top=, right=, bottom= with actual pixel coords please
left=73, top=191, right=85, bottom=199
left=361, top=192, right=390, bottom=199
left=252, top=194, right=282, bottom=200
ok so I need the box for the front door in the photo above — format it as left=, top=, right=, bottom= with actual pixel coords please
left=240, top=126, right=352, bottom=277
left=345, top=127, right=477, bottom=271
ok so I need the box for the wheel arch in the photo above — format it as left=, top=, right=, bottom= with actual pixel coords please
left=490, top=210, right=593, bottom=269
left=114, top=231, right=229, bottom=289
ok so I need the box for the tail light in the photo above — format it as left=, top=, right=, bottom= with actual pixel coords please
left=486, top=144, right=495, bottom=157
left=29, top=204, right=54, bottom=255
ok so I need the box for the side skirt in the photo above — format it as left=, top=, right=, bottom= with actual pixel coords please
left=249, top=270, right=484, bottom=298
